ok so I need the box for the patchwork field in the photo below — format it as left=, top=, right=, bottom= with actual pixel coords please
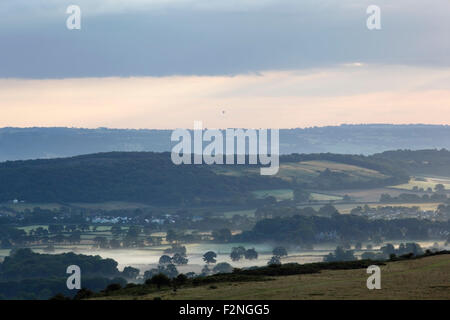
left=332, top=188, right=409, bottom=202
left=390, top=176, right=450, bottom=191
left=0, top=202, right=63, bottom=212
left=252, top=189, right=344, bottom=202
left=297, top=202, right=442, bottom=214
left=252, top=189, right=294, bottom=201
left=0, top=201, right=155, bottom=212
left=222, top=209, right=256, bottom=218
left=98, top=254, right=450, bottom=300
left=213, top=160, right=389, bottom=184
left=279, top=160, right=389, bottom=184
left=309, top=192, right=343, bottom=201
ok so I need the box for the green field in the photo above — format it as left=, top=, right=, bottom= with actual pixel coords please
left=17, top=225, right=50, bottom=233
left=222, top=209, right=256, bottom=218
left=390, top=176, right=450, bottom=191
left=309, top=192, right=343, bottom=201
left=252, top=189, right=294, bottom=201
left=0, top=203, right=63, bottom=212
left=251, top=189, right=343, bottom=202
left=213, top=160, right=389, bottom=185
left=0, top=201, right=154, bottom=212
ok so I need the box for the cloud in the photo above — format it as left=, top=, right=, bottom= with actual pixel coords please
left=0, top=0, right=449, bottom=78
left=0, top=65, right=448, bottom=128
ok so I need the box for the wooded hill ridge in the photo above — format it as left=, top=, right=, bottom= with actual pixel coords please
left=0, top=149, right=448, bottom=205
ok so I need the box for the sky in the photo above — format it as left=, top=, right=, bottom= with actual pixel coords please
left=0, top=0, right=449, bottom=129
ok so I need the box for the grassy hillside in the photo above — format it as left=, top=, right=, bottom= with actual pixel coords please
left=214, top=160, right=390, bottom=185
left=94, top=254, right=450, bottom=300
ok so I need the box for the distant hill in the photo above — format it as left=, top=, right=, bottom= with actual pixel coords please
left=1, top=124, right=450, bottom=161
left=10, top=148, right=450, bottom=205
left=0, top=152, right=287, bottom=205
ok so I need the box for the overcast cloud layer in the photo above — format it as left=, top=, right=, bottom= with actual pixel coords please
left=1, top=0, right=449, bottom=78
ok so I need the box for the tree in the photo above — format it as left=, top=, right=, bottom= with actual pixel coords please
left=48, top=224, right=64, bottom=234
left=65, top=224, right=77, bottom=232
left=323, top=246, right=356, bottom=262
left=122, top=266, right=140, bottom=280
left=147, top=273, right=171, bottom=289
left=93, top=236, right=108, bottom=248
left=68, top=232, right=81, bottom=244
left=1, top=238, right=13, bottom=249
left=268, top=256, right=281, bottom=266
left=230, top=246, right=246, bottom=261
left=294, top=189, right=310, bottom=203
left=110, top=239, right=121, bottom=249
left=435, top=184, right=446, bottom=193
left=403, top=242, right=423, bottom=256
left=380, top=194, right=392, bottom=203
left=111, top=225, right=123, bottom=237
left=244, top=248, right=258, bottom=260
left=78, top=224, right=90, bottom=232
left=143, top=268, right=159, bottom=281
left=164, top=264, right=179, bottom=278
left=381, top=243, right=395, bottom=256
left=166, top=229, right=177, bottom=243
left=172, top=253, right=188, bottom=265
left=164, top=244, right=187, bottom=256
left=272, top=246, right=288, bottom=257
left=174, top=274, right=188, bottom=285
left=126, top=226, right=141, bottom=239
left=342, top=242, right=351, bottom=250
left=262, top=196, right=277, bottom=206
left=203, top=251, right=217, bottom=264
left=73, top=288, right=94, bottom=300
left=145, top=264, right=178, bottom=280
left=52, top=234, right=66, bottom=244
left=361, top=252, right=384, bottom=260
left=201, top=264, right=211, bottom=276
left=212, top=228, right=232, bottom=242
left=213, top=262, right=233, bottom=274
left=143, top=225, right=155, bottom=236
left=159, top=255, right=172, bottom=265
left=319, top=204, right=339, bottom=216
left=104, top=283, right=122, bottom=292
